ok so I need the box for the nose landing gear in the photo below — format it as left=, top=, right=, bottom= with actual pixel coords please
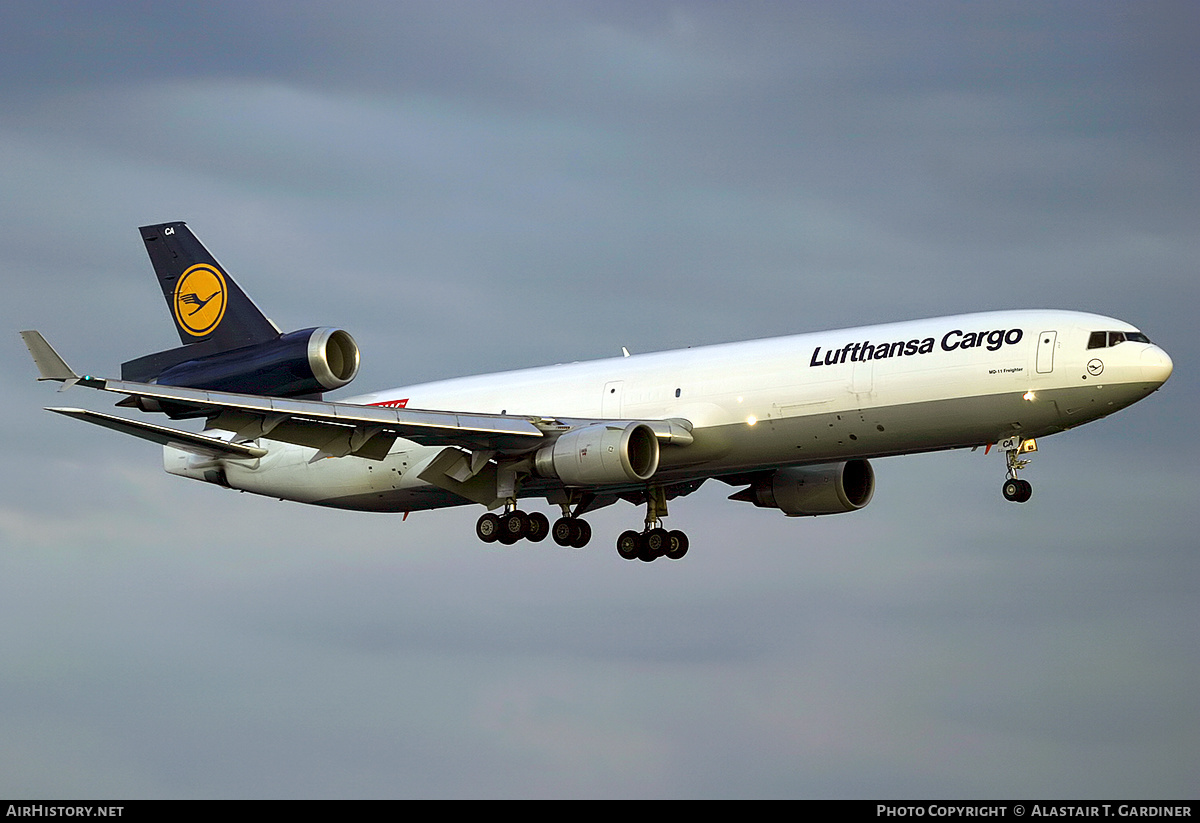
left=999, top=436, right=1035, bottom=503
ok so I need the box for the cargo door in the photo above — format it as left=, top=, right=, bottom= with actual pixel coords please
left=1036, top=331, right=1057, bottom=374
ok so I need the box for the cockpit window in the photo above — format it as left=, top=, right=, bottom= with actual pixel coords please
left=1088, top=330, right=1152, bottom=349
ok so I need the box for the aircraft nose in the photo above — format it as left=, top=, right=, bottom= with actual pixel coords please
left=1141, top=345, right=1173, bottom=386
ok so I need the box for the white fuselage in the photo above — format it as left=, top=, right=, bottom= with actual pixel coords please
left=166, top=310, right=1172, bottom=512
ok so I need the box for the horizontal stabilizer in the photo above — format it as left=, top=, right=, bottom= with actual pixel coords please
left=47, top=407, right=268, bottom=459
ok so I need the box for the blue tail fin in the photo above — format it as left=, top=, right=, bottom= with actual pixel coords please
left=123, top=222, right=281, bottom=382
left=140, top=222, right=279, bottom=349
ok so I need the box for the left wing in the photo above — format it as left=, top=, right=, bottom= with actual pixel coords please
left=46, top=407, right=268, bottom=460
left=22, top=331, right=693, bottom=464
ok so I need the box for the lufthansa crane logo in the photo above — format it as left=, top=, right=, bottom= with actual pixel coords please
left=173, top=264, right=228, bottom=337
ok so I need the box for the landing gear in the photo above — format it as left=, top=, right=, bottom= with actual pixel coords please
left=1002, top=478, right=1032, bottom=503
left=475, top=507, right=581, bottom=547
left=614, top=488, right=690, bottom=561
left=999, top=436, right=1035, bottom=503
left=552, top=516, right=591, bottom=548
left=474, top=486, right=693, bottom=561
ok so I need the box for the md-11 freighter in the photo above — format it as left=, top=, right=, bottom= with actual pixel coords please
left=23, top=222, right=1173, bottom=562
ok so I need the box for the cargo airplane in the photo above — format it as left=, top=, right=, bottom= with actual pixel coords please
left=22, top=222, right=1173, bottom=561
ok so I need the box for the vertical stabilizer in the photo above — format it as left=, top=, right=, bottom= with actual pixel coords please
left=122, top=222, right=283, bottom=382
left=139, top=222, right=279, bottom=350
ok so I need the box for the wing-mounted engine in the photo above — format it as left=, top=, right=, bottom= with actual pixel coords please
left=534, top=422, right=660, bottom=486
left=123, top=327, right=360, bottom=398
left=729, top=459, right=874, bottom=516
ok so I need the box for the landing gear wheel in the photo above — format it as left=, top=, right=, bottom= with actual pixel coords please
left=1002, top=479, right=1021, bottom=501
left=645, top=528, right=669, bottom=557
left=526, top=512, right=550, bottom=543
left=569, top=519, right=591, bottom=548
left=1016, top=479, right=1032, bottom=502
left=1002, top=478, right=1032, bottom=503
left=476, top=512, right=501, bottom=543
left=552, top=517, right=577, bottom=547
left=498, top=511, right=527, bottom=544
left=665, top=530, right=689, bottom=560
left=617, top=530, right=641, bottom=560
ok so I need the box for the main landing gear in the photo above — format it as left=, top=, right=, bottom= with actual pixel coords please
left=616, top=528, right=689, bottom=562
left=476, top=508, right=551, bottom=545
left=476, top=504, right=590, bottom=548
left=615, top=486, right=689, bottom=562
left=999, top=436, right=1035, bottom=503
left=473, top=486, right=693, bottom=562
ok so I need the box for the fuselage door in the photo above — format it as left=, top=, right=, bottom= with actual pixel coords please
left=1036, top=330, right=1057, bottom=374
left=602, top=380, right=624, bottom=417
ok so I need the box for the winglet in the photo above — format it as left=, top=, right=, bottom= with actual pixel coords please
left=20, top=330, right=80, bottom=384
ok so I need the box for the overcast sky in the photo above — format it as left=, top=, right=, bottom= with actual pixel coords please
left=1, top=2, right=1196, bottom=799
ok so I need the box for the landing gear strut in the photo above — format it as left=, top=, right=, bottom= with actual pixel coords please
left=616, top=486, right=690, bottom=562
left=999, top=436, right=1035, bottom=503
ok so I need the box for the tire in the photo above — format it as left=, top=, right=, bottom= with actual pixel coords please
left=498, top=512, right=525, bottom=544
left=665, top=530, right=689, bottom=560
left=617, top=530, right=641, bottom=560
left=1017, top=479, right=1033, bottom=503
left=1002, top=479, right=1021, bottom=501
left=570, top=519, right=591, bottom=548
left=645, top=528, right=669, bottom=556
left=526, top=512, right=550, bottom=542
left=552, top=517, right=576, bottom=547
left=476, top=513, right=501, bottom=543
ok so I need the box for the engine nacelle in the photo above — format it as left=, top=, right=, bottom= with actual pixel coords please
left=156, top=327, right=360, bottom=397
left=534, top=422, right=660, bottom=486
left=733, top=459, right=875, bottom=516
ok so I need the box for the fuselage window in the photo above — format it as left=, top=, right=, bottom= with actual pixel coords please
left=1087, top=331, right=1107, bottom=349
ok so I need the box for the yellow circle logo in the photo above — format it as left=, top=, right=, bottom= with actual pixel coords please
left=173, top=264, right=228, bottom=337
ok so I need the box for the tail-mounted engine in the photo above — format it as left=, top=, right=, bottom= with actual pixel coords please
left=126, top=327, right=360, bottom=398
left=730, top=459, right=875, bottom=516
left=534, top=422, right=660, bottom=487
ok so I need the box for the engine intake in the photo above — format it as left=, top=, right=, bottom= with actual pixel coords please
left=156, top=327, right=360, bottom=397
left=731, top=459, right=874, bottom=516
left=534, top=422, right=660, bottom=486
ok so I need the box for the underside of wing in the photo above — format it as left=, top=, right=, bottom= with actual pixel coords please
left=47, top=407, right=268, bottom=460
